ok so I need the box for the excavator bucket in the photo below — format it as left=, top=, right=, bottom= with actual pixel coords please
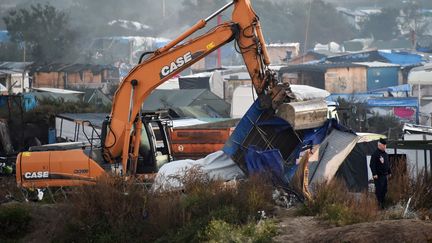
left=276, top=99, right=329, bottom=130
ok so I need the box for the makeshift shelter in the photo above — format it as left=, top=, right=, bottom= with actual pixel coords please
left=408, top=63, right=432, bottom=124
left=367, top=97, right=419, bottom=123
left=83, top=89, right=112, bottom=107
left=178, top=71, right=224, bottom=99
left=224, top=97, right=381, bottom=195
left=0, top=62, right=32, bottom=94
left=154, top=97, right=384, bottom=195
left=308, top=132, right=384, bottom=192
left=143, top=89, right=230, bottom=118
left=31, top=88, right=84, bottom=103
left=417, top=36, right=432, bottom=53
left=31, top=63, right=118, bottom=89
left=308, top=130, right=360, bottom=187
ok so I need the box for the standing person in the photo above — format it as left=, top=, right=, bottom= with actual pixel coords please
left=370, top=138, right=391, bottom=209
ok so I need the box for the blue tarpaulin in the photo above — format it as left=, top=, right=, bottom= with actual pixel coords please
left=371, top=84, right=411, bottom=93
left=0, top=30, right=9, bottom=42
left=23, top=93, right=37, bottom=111
left=256, top=117, right=292, bottom=132
left=223, top=99, right=265, bottom=156
left=378, top=51, right=423, bottom=67
left=367, top=97, right=418, bottom=107
left=0, top=96, right=7, bottom=107
left=326, top=93, right=384, bottom=103
left=245, top=146, right=285, bottom=180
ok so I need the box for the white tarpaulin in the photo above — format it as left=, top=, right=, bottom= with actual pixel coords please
left=408, top=63, right=432, bottom=85
left=0, top=83, right=6, bottom=92
left=153, top=150, right=245, bottom=191
left=309, top=129, right=360, bottom=185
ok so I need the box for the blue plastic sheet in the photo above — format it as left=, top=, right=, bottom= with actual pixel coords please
left=223, top=99, right=265, bottom=156
left=245, top=146, right=285, bottom=180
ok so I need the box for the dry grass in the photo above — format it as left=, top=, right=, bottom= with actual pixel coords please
left=0, top=177, right=27, bottom=203
left=58, top=175, right=150, bottom=242
left=386, top=159, right=432, bottom=219
left=298, top=160, right=432, bottom=225
left=387, top=158, right=410, bottom=205
left=52, top=171, right=274, bottom=242
left=298, top=179, right=379, bottom=226
left=410, top=172, right=432, bottom=217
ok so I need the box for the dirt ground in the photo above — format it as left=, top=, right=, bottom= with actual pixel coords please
left=273, top=207, right=432, bottom=243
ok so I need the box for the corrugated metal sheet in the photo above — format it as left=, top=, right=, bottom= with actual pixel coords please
left=57, top=113, right=108, bottom=128
left=0, top=62, right=33, bottom=72
left=354, top=61, right=399, bottom=68
left=31, top=63, right=115, bottom=73
left=33, top=87, right=84, bottom=94
left=280, top=62, right=364, bottom=72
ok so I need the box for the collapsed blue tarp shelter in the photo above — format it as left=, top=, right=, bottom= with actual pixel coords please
left=223, top=99, right=354, bottom=187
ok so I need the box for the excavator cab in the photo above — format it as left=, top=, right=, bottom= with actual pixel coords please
left=136, top=113, right=173, bottom=174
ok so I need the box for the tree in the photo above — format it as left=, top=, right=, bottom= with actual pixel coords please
left=362, top=8, right=400, bottom=41
left=3, top=3, right=78, bottom=63
left=68, top=0, right=162, bottom=37
left=177, top=0, right=354, bottom=49
left=0, top=42, right=22, bottom=61
left=399, top=1, right=431, bottom=44
left=286, top=0, right=356, bottom=49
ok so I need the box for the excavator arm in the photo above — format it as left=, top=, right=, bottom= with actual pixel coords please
left=102, top=0, right=293, bottom=173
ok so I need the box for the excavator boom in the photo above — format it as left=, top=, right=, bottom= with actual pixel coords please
left=103, top=0, right=290, bottom=171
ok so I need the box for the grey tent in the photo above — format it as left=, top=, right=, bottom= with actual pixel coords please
left=143, top=89, right=230, bottom=118
left=309, top=131, right=384, bottom=192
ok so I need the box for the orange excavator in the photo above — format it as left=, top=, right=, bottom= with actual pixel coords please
left=16, top=0, right=294, bottom=188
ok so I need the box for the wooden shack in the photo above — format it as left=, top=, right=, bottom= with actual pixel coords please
left=31, top=63, right=119, bottom=89
left=279, top=62, right=401, bottom=94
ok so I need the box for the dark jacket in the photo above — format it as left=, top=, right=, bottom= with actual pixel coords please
left=370, top=149, right=391, bottom=176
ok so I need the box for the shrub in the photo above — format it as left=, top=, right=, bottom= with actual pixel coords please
left=58, top=175, right=152, bottom=242
left=410, top=172, right=432, bottom=212
left=0, top=203, right=32, bottom=239
left=386, top=162, right=432, bottom=217
left=298, top=180, right=379, bottom=226
left=56, top=171, right=275, bottom=242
